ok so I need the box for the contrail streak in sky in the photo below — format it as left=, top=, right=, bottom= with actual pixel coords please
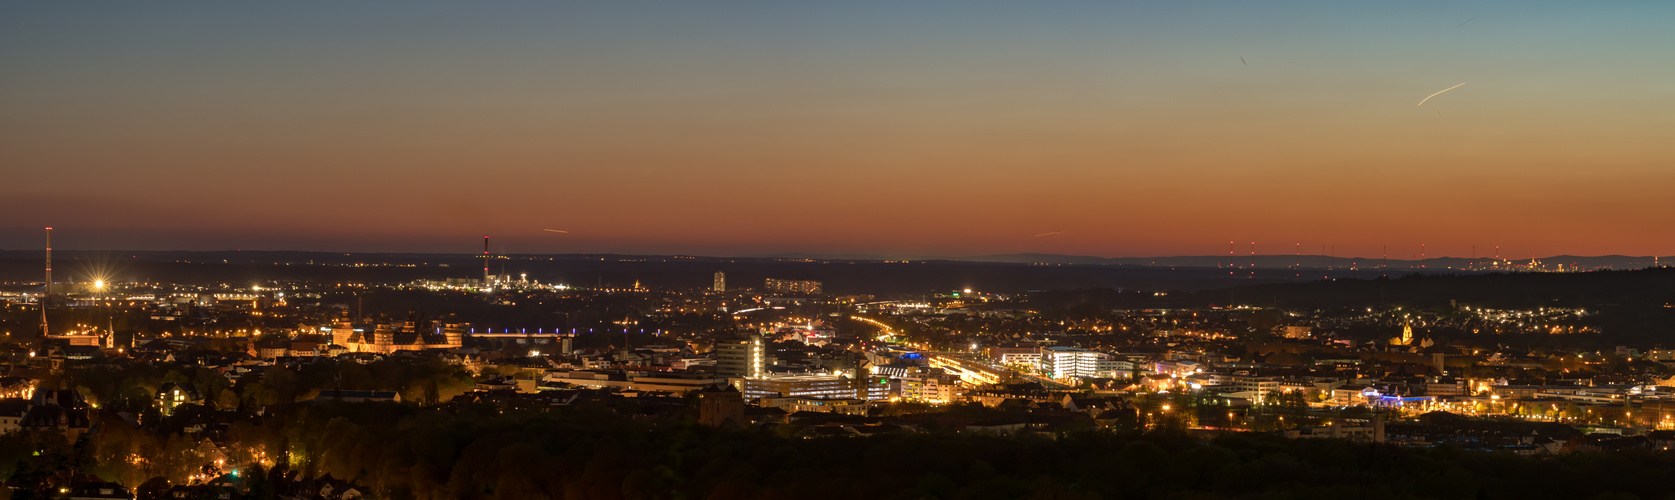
left=1417, top=82, right=1466, bottom=106
left=543, top=229, right=569, bottom=233
left=1033, top=231, right=1064, bottom=237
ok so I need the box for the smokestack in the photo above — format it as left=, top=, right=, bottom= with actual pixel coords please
left=42, top=227, right=51, bottom=336
left=483, top=235, right=490, bottom=286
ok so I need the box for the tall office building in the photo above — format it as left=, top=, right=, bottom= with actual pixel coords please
left=716, top=334, right=764, bottom=379
left=713, top=272, right=725, bottom=292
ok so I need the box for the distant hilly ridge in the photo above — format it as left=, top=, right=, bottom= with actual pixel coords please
left=1, top=249, right=1663, bottom=271
left=766, top=252, right=1670, bottom=271
left=0, top=250, right=1475, bottom=294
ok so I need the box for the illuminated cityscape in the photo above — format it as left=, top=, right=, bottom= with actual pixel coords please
left=0, top=242, right=1672, bottom=497
left=5, top=1, right=1675, bottom=499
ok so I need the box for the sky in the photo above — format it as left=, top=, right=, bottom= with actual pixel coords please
left=3, top=1, right=1673, bottom=259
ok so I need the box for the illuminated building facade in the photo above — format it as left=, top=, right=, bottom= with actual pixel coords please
left=333, top=311, right=466, bottom=353
left=716, top=334, right=765, bottom=378
left=1094, top=358, right=1134, bottom=376
left=895, top=373, right=961, bottom=403
left=0, top=378, right=34, bottom=400
left=758, top=396, right=871, bottom=415
left=1640, top=399, right=1675, bottom=429
left=736, top=375, right=888, bottom=401
left=996, top=349, right=1043, bottom=368
left=156, top=382, right=202, bottom=417
left=713, top=272, right=725, bottom=292
left=764, top=278, right=822, bottom=295
left=1042, top=346, right=1102, bottom=379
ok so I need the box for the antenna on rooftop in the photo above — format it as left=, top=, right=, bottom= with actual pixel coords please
left=42, top=227, right=52, bottom=337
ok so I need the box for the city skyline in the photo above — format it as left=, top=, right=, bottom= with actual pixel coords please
left=5, top=1, right=1673, bottom=257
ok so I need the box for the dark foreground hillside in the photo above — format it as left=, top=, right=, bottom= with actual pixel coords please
left=45, top=401, right=1667, bottom=500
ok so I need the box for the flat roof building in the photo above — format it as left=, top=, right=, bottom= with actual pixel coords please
left=737, top=375, right=888, bottom=401
left=1042, top=346, right=1104, bottom=380
left=764, top=278, right=822, bottom=295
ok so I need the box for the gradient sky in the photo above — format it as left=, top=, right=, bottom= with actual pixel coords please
left=4, top=1, right=1673, bottom=258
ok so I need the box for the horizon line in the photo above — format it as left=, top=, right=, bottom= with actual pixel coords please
left=0, top=249, right=1666, bottom=263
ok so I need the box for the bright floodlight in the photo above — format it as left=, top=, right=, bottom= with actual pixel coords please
left=93, top=280, right=104, bottom=289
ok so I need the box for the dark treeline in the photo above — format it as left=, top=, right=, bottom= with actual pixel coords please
left=118, top=401, right=1675, bottom=500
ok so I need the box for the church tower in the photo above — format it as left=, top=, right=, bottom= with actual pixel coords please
left=373, top=321, right=395, bottom=352
left=331, top=309, right=355, bottom=347
left=443, top=317, right=466, bottom=348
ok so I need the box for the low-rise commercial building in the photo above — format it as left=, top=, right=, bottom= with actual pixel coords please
left=736, top=375, right=888, bottom=401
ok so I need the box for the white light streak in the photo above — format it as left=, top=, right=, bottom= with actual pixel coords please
left=1417, top=82, right=1466, bottom=106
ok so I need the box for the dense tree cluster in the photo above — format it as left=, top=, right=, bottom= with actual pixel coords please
left=54, top=355, right=477, bottom=418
